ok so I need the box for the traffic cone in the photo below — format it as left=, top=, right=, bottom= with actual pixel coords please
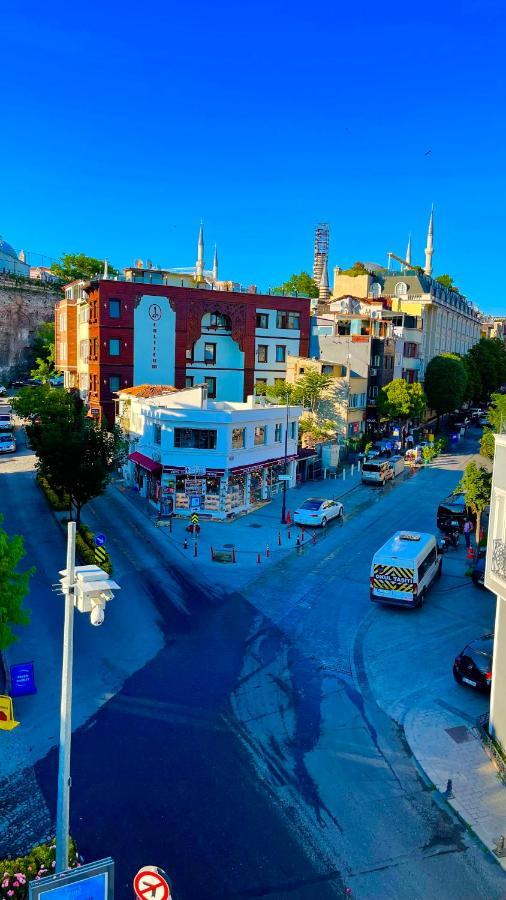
left=467, top=546, right=474, bottom=560
left=286, top=510, right=291, bottom=526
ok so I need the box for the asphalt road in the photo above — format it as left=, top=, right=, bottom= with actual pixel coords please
left=1, top=425, right=504, bottom=899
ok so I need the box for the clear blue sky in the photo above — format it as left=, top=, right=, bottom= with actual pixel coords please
left=3, top=0, right=505, bottom=313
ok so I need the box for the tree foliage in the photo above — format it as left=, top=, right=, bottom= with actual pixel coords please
left=265, top=369, right=332, bottom=415
left=480, top=430, right=496, bottom=459
left=50, top=253, right=118, bottom=282
left=454, top=462, right=492, bottom=541
left=462, top=353, right=482, bottom=403
left=435, top=274, right=454, bottom=289
left=273, top=271, right=319, bottom=298
left=467, top=338, right=506, bottom=396
left=0, top=515, right=33, bottom=652
left=376, top=378, right=427, bottom=421
left=340, top=261, right=370, bottom=277
left=12, top=388, right=126, bottom=524
left=424, top=354, right=468, bottom=417
left=479, top=393, right=506, bottom=459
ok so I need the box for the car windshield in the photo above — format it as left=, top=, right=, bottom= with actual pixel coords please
left=0, top=435, right=13, bottom=442
left=300, top=500, right=323, bottom=511
left=439, top=502, right=465, bottom=515
left=469, top=648, right=493, bottom=673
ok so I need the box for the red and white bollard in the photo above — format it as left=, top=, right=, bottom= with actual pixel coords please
left=278, top=531, right=282, bottom=546
left=312, top=530, right=317, bottom=545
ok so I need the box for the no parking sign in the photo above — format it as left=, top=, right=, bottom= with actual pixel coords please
left=134, top=866, right=172, bottom=900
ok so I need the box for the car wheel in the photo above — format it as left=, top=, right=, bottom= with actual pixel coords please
left=338, top=506, right=344, bottom=518
left=437, top=560, right=442, bottom=577
left=453, top=668, right=463, bottom=685
left=321, top=516, right=327, bottom=527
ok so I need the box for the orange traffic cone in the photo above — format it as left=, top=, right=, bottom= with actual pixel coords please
left=286, top=510, right=291, bottom=526
left=467, top=546, right=474, bottom=560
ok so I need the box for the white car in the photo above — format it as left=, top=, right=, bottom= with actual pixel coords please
left=0, top=386, right=6, bottom=396
left=0, top=432, right=16, bottom=454
left=293, top=497, right=344, bottom=527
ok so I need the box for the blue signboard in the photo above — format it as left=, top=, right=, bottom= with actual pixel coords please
left=10, top=661, right=37, bottom=697
left=94, top=533, right=106, bottom=547
left=190, top=495, right=201, bottom=509
left=29, top=858, right=113, bottom=900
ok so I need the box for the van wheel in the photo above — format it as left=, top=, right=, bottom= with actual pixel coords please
left=437, top=560, right=443, bottom=578
left=417, top=590, right=426, bottom=609
left=321, top=516, right=327, bottom=527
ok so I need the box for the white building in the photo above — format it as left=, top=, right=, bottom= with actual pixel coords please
left=118, top=384, right=301, bottom=519
left=0, top=236, right=30, bottom=276
left=485, top=433, right=506, bottom=747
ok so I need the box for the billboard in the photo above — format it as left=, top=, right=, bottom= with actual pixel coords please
left=134, top=295, right=176, bottom=386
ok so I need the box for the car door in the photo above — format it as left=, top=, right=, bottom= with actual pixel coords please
left=328, top=500, right=340, bottom=521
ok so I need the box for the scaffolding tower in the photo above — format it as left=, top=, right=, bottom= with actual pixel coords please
left=313, top=223, right=329, bottom=288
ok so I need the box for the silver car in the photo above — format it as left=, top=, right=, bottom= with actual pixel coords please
left=293, top=497, right=344, bottom=527
left=0, top=432, right=16, bottom=454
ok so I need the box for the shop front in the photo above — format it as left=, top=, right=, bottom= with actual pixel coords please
left=128, top=451, right=162, bottom=506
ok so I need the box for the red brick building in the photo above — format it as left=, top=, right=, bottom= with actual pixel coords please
left=55, top=279, right=311, bottom=423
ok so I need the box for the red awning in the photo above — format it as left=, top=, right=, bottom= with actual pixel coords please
left=128, top=451, right=162, bottom=474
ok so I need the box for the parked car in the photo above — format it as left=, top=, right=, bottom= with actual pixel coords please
left=0, top=386, right=6, bottom=397
left=362, top=459, right=394, bottom=485
left=0, top=432, right=16, bottom=454
left=437, top=495, right=471, bottom=532
left=293, top=497, right=344, bottom=527
left=453, top=635, right=493, bottom=691
left=471, top=549, right=486, bottom=587
left=0, top=406, right=13, bottom=432
left=50, top=374, right=64, bottom=387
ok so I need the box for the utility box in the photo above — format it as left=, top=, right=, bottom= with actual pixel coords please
left=321, top=442, right=340, bottom=472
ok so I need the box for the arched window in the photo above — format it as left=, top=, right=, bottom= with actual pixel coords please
left=370, top=282, right=382, bottom=298
left=394, top=281, right=408, bottom=297
left=207, top=311, right=231, bottom=330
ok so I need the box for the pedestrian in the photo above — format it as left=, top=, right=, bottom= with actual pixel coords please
left=463, top=518, right=472, bottom=549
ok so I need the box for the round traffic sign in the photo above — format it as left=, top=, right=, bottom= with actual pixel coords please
left=134, top=866, right=171, bottom=900
left=94, top=532, right=106, bottom=547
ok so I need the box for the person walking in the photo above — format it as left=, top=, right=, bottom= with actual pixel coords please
left=463, top=518, right=473, bottom=549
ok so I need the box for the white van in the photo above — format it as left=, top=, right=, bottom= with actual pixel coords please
left=387, top=455, right=405, bottom=478
left=362, top=460, right=393, bottom=485
left=370, top=531, right=442, bottom=608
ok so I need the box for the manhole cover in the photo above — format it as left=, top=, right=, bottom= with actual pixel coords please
left=223, top=543, right=235, bottom=549
left=445, top=725, right=471, bottom=744
left=248, top=523, right=262, bottom=528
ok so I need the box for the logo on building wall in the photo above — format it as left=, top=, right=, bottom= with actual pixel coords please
left=149, top=305, right=162, bottom=368
left=149, top=304, right=162, bottom=321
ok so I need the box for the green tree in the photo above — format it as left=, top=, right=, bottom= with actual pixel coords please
left=462, top=352, right=482, bottom=403
left=50, top=253, right=118, bottom=282
left=467, top=338, right=506, bottom=396
left=478, top=393, right=506, bottom=459
left=376, top=379, right=427, bottom=422
left=13, top=389, right=126, bottom=525
left=0, top=516, right=33, bottom=691
left=480, top=430, right=496, bottom=459
left=454, top=462, right=492, bottom=542
left=424, top=354, right=468, bottom=422
left=265, top=370, right=332, bottom=415
left=435, top=274, right=454, bottom=289
left=273, top=271, right=319, bottom=298
left=340, top=261, right=369, bottom=277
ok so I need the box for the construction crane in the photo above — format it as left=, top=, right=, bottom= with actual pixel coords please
left=387, top=252, right=415, bottom=271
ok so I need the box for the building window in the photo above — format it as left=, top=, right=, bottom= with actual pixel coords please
left=404, top=342, right=418, bottom=358
left=185, top=376, right=194, bottom=388
left=274, top=423, right=282, bottom=442
left=322, top=364, right=333, bottom=375
left=209, top=312, right=231, bottom=329
left=59, top=314, right=67, bottom=332
left=205, top=376, right=217, bottom=398
left=369, top=386, right=379, bottom=399
left=394, top=282, right=408, bottom=297
left=232, top=427, right=245, bottom=449
left=186, top=345, right=194, bottom=362
left=257, top=344, right=268, bottom=363
left=153, top=424, right=161, bottom=445
left=349, top=393, right=366, bottom=408
left=370, top=282, right=382, bottom=298
left=109, top=375, right=121, bottom=392
left=254, top=425, right=266, bottom=445
left=256, top=313, right=269, bottom=329
left=109, top=299, right=121, bottom=318
left=276, top=311, right=300, bottom=330
left=79, top=305, right=89, bottom=323
left=109, top=338, right=121, bottom=356
left=79, top=340, right=88, bottom=361
left=372, top=355, right=381, bottom=367
left=174, top=428, right=217, bottom=449
left=59, top=342, right=66, bottom=361
left=274, top=377, right=285, bottom=385
left=204, top=342, right=216, bottom=363
left=290, top=421, right=297, bottom=439
left=275, top=345, right=286, bottom=363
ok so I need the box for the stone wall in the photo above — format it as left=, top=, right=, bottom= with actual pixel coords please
left=0, top=275, right=61, bottom=375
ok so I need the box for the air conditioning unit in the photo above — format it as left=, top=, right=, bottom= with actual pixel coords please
left=369, top=368, right=378, bottom=376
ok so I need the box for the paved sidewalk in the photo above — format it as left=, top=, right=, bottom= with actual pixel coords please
left=112, top=465, right=363, bottom=587
left=405, top=705, right=506, bottom=868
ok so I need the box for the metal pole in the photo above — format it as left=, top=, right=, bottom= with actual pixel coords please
left=56, top=522, right=76, bottom=874
left=281, top=394, right=289, bottom=524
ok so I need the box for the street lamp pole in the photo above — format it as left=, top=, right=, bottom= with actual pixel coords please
left=281, top=393, right=289, bottom=524
left=56, top=521, right=76, bottom=874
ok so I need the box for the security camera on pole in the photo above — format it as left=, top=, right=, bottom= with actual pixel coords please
left=55, top=522, right=120, bottom=874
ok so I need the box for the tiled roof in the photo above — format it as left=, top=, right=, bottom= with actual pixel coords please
left=118, top=384, right=178, bottom=398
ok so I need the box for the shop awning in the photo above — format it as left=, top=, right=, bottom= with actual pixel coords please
left=128, top=451, right=162, bottom=474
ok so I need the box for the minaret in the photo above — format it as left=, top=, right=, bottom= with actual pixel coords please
left=319, top=262, right=330, bottom=303
left=196, top=222, right=204, bottom=282
left=212, top=244, right=218, bottom=282
left=424, top=206, right=434, bottom=276
left=405, top=234, right=412, bottom=268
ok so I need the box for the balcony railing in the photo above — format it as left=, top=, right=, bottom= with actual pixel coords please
left=491, top=540, right=506, bottom=580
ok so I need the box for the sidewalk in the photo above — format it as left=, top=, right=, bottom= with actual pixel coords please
left=111, top=466, right=363, bottom=588
left=405, top=705, right=506, bottom=868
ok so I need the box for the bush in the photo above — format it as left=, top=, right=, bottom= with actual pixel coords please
left=0, top=838, right=80, bottom=898
left=36, top=475, right=69, bottom=512
left=422, top=445, right=438, bottom=463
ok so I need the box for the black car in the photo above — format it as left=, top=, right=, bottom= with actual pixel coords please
left=472, top=549, right=486, bottom=587
left=453, top=635, right=493, bottom=691
left=437, top=495, right=469, bottom=532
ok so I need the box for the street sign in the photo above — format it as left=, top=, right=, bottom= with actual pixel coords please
left=191, top=513, right=199, bottom=526
left=190, top=495, right=201, bottom=509
left=134, top=866, right=171, bottom=900
left=94, top=533, right=106, bottom=547
left=10, top=661, right=37, bottom=697
left=185, top=465, right=205, bottom=476
left=29, top=858, right=114, bottom=899
left=278, top=475, right=290, bottom=482
left=95, top=546, right=108, bottom=567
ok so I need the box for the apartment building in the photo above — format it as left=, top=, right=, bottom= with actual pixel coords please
left=485, top=434, right=506, bottom=747
left=55, top=277, right=310, bottom=423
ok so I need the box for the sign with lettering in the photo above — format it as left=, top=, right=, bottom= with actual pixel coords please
left=29, top=858, right=114, bottom=899
left=10, top=661, right=37, bottom=697
left=134, top=295, right=175, bottom=386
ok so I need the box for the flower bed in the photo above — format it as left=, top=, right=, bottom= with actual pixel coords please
left=0, top=839, right=80, bottom=899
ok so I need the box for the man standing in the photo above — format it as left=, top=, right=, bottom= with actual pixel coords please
left=464, top=518, right=473, bottom=549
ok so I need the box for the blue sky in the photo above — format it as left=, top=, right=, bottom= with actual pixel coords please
left=3, top=1, right=505, bottom=313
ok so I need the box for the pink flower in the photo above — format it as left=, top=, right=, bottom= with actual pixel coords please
left=13, top=881, right=19, bottom=887
left=8, top=891, right=14, bottom=897
left=2, top=880, right=9, bottom=888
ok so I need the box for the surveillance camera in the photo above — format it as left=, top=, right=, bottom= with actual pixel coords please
left=90, top=605, right=105, bottom=627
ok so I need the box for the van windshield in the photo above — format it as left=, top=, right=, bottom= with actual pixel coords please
left=363, top=463, right=381, bottom=472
